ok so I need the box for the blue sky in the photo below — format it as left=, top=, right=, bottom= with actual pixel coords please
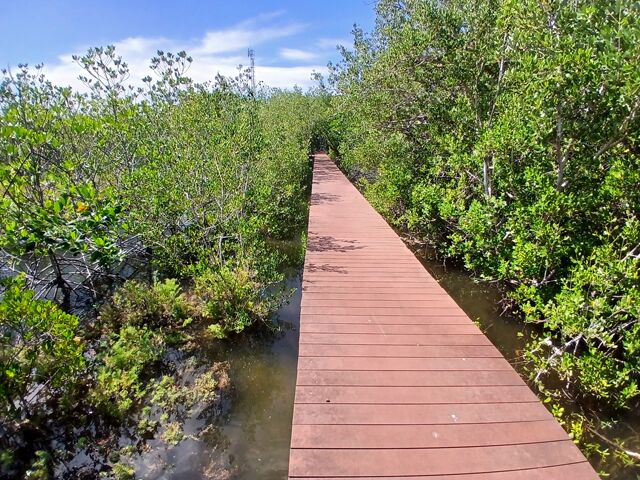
left=0, top=0, right=375, bottom=89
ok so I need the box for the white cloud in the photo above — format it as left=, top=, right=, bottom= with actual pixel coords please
left=280, top=48, right=319, bottom=61
left=194, top=23, right=306, bottom=56
left=316, top=37, right=351, bottom=50
left=114, top=36, right=173, bottom=57
left=39, top=13, right=324, bottom=90
left=256, top=65, right=325, bottom=89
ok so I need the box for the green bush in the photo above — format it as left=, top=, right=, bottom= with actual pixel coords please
left=101, top=267, right=280, bottom=340
left=0, top=276, right=85, bottom=417
left=519, top=220, right=640, bottom=408
left=100, top=278, right=191, bottom=329
left=0, top=42, right=313, bottom=476
left=91, top=325, right=164, bottom=418
left=194, top=266, right=272, bottom=337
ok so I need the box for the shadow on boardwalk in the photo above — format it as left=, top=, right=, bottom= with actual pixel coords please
left=310, top=192, right=341, bottom=205
left=306, top=234, right=364, bottom=253
left=305, top=262, right=348, bottom=274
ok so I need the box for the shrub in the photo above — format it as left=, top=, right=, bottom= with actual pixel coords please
left=194, top=266, right=272, bottom=337
left=0, top=275, right=85, bottom=418
left=100, top=278, right=191, bottom=329
left=519, top=220, right=640, bottom=408
left=91, top=325, right=164, bottom=418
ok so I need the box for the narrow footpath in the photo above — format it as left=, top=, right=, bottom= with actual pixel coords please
left=288, top=154, right=599, bottom=479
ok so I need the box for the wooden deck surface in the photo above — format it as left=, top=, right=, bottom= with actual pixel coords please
left=287, top=154, right=599, bottom=479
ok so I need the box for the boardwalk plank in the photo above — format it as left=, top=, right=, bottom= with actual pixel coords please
left=298, top=356, right=513, bottom=371
left=299, top=344, right=501, bottom=358
left=294, top=385, right=539, bottom=404
left=299, top=314, right=474, bottom=324
left=290, top=421, right=568, bottom=448
left=299, top=333, right=492, bottom=346
left=300, top=306, right=468, bottom=316
left=292, top=462, right=598, bottom=480
left=299, top=323, right=482, bottom=334
left=295, top=369, right=526, bottom=387
left=300, top=299, right=460, bottom=308
left=300, top=292, right=451, bottom=299
left=288, top=442, right=588, bottom=477
left=292, top=402, right=554, bottom=425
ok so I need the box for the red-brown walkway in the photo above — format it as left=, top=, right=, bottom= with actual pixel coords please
left=288, top=154, right=599, bottom=479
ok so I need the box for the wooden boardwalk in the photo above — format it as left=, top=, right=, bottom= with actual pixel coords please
left=288, top=154, right=599, bottom=479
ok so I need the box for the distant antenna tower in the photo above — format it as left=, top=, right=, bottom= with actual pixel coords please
left=247, top=49, right=256, bottom=92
